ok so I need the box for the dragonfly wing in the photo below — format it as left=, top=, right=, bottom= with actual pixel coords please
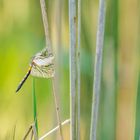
left=33, top=56, right=54, bottom=66
left=31, top=64, right=55, bottom=78
left=30, top=50, right=55, bottom=78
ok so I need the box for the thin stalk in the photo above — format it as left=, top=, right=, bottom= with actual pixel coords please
left=30, top=130, right=33, bottom=140
left=77, top=0, right=81, bottom=139
left=23, top=123, right=38, bottom=140
left=39, top=1, right=64, bottom=140
left=32, top=123, right=38, bottom=140
left=52, top=78, right=64, bottom=140
left=32, top=78, right=38, bottom=136
left=39, top=119, right=70, bottom=140
left=23, top=125, right=33, bottom=140
left=69, top=0, right=77, bottom=139
left=40, top=0, right=52, bottom=54
left=90, top=0, right=106, bottom=140
left=55, top=0, right=62, bottom=113
left=53, top=0, right=62, bottom=139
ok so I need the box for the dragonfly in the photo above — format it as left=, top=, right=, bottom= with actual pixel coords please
left=16, top=48, right=55, bottom=93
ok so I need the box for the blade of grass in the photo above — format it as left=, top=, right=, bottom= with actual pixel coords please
left=32, top=78, right=38, bottom=136
left=69, top=0, right=77, bottom=139
left=90, top=0, right=106, bottom=140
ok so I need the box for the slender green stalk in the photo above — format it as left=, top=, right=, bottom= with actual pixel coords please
left=69, top=0, right=77, bottom=139
left=77, top=0, right=81, bottom=139
left=90, top=0, right=106, bottom=140
left=39, top=1, right=64, bottom=140
left=32, top=78, right=38, bottom=136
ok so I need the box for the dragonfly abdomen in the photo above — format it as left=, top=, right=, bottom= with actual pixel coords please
left=16, top=66, right=32, bottom=93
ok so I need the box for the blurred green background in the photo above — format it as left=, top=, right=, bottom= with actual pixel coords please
left=0, top=0, right=139, bottom=140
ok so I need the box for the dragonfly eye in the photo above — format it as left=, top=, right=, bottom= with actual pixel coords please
left=40, top=50, right=48, bottom=56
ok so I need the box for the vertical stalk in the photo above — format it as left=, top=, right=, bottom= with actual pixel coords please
left=51, top=78, right=64, bottom=140
left=77, top=0, right=81, bottom=139
left=55, top=0, right=62, bottom=101
left=69, top=0, right=77, bottom=139
left=32, top=78, right=38, bottom=139
left=90, top=0, right=106, bottom=140
left=40, top=0, right=52, bottom=54
left=39, top=1, right=64, bottom=140
left=53, top=0, right=62, bottom=139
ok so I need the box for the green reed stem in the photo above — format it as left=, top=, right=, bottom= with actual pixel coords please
left=32, top=78, right=38, bottom=136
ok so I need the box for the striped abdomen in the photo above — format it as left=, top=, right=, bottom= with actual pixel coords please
left=16, top=66, right=32, bottom=93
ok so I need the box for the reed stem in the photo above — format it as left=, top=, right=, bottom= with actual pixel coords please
left=77, top=0, right=81, bottom=139
left=69, top=0, right=77, bottom=139
left=39, top=1, right=64, bottom=140
left=90, top=0, right=106, bottom=139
